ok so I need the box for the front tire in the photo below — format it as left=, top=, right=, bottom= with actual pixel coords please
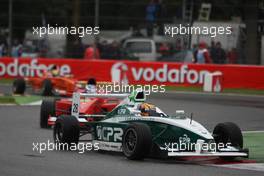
left=122, top=123, right=152, bottom=160
left=213, top=122, right=243, bottom=160
left=53, top=115, right=80, bottom=147
left=13, top=78, right=26, bottom=94
left=40, top=98, right=56, bottom=128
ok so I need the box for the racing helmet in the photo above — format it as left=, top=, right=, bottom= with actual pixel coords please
left=139, top=103, right=156, bottom=116
left=85, top=78, right=97, bottom=93
left=50, top=65, right=59, bottom=77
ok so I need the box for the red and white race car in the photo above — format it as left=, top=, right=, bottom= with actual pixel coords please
left=12, top=66, right=97, bottom=97
left=40, top=93, right=122, bottom=128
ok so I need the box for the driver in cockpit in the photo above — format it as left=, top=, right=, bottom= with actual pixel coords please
left=138, top=103, right=161, bottom=117
left=85, top=78, right=97, bottom=93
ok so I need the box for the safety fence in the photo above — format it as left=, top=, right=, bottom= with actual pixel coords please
left=1, top=57, right=264, bottom=90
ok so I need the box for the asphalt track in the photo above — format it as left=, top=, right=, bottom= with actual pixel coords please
left=0, top=87, right=264, bottom=175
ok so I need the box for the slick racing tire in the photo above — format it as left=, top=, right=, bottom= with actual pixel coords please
left=213, top=122, right=243, bottom=160
left=122, top=123, right=152, bottom=160
left=13, top=78, right=26, bottom=94
left=40, top=98, right=56, bottom=128
left=41, top=79, right=53, bottom=96
left=53, top=115, right=80, bottom=147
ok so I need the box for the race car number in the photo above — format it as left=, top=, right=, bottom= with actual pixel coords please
left=72, top=103, right=78, bottom=113
left=71, top=92, right=80, bottom=118
left=117, top=108, right=126, bottom=115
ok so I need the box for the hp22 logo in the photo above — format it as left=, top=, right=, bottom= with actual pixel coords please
left=96, top=126, right=123, bottom=142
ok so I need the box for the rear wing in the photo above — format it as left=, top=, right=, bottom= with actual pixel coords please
left=71, top=92, right=129, bottom=118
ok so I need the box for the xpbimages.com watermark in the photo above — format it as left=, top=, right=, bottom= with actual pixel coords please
left=32, top=24, right=100, bottom=37
left=164, top=24, right=232, bottom=38
left=32, top=140, right=99, bottom=154
left=161, top=141, right=232, bottom=154
left=96, top=83, right=166, bottom=95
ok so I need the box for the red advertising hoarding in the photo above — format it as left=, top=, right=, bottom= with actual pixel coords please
left=0, top=57, right=264, bottom=89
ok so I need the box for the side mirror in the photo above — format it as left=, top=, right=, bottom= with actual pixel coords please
left=175, top=110, right=186, bottom=119
left=175, top=110, right=185, bottom=115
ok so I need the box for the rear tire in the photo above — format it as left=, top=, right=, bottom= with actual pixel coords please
left=53, top=115, right=80, bottom=147
left=122, top=123, right=152, bottom=160
left=13, top=78, right=26, bottom=94
left=40, top=99, right=56, bottom=128
left=41, top=79, right=53, bottom=96
left=213, top=122, right=243, bottom=160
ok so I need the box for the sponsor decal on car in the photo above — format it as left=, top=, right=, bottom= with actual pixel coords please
left=96, top=126, right=123, bottom=142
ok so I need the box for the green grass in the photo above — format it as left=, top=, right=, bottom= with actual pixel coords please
left=14, top=95, right=42, bottom=105
left=0, top=95, right=42, bottom=105
left=0, top=78, right=14, bottom=84
left=244, top=132, right=264, bottom=163
left=223, top=88, right=264, bottom=95
left=0, top=96, right=16, bottom=104
left=165, top=86, right=264, bottom=96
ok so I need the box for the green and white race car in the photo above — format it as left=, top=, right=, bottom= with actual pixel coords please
left=53, top=90, right=249, bottom=160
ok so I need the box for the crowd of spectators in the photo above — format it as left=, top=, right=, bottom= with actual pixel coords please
left=192, top=41, right=238, bottom=64
left=0, top=38, right=48, bottom=58
left=0, top=39, right=23, bottom=58
left=0, top=36, right=239, bottom=65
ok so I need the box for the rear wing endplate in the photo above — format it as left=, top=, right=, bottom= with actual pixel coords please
left=71, top=92, right=129, bottom=118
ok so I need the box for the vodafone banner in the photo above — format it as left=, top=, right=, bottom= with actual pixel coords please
left=1, top=57, right=264, bottom=89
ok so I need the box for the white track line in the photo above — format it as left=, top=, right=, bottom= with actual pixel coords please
left=0, top=104, right=17, bottom=106
left=210, top=163, right=264, bottom=172
left=242, top=130, right=264, bottom=133
left=0, top=100, right=42, bottom=106
left=22, top=100, right=42, bottom=106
